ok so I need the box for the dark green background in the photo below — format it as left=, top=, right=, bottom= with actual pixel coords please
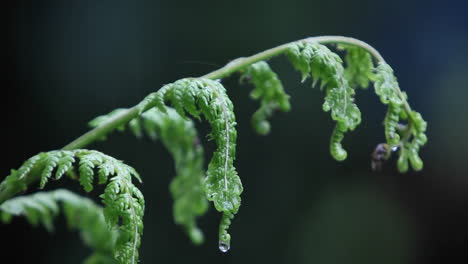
left=2, top=0, right=468, bottom=263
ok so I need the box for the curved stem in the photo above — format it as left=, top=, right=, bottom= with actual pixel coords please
left=1, top=36, right=387, bottom=203
left=202, top=36, right=385, bottom=80
left=65, top=36, right=384, bottom=151
left=305, top=36, right=385, bottom=63
left=63, top=107, right=140, bottom=150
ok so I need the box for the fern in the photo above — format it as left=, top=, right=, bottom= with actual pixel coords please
left=90, top=107, right=208, bottom=244
left=287, top=41, right=361, bottom=161
left=0, top=189, right=117, bottom=264
left=139, top=78, right=242, bottom=249
left=374, top=63, right=427, bottom=172
left=284, top=41, right=427, bottom=170
left=0, top=36, right=429, bottom=258
left=339, top=44, right=376, bottom=89
left=240, top=61, right=291, bottom=135
left=5, top=150, right=144, bottom=264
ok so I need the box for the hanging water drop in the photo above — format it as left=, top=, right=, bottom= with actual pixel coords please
left=391, top=146, right=399, bottom=152
left=218, top=240, right=230, bottom=253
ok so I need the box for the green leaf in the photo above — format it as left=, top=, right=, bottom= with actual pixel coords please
left=40, top=151, right=61, bottom=188
left=384, top=105, right=401, bottom=146
left=374, top=63, right=404, bottom=106
left=287, top=42, right=361, bottom=161
left=17, top=154, right=42, bottom=180
left=241, top=61, right=291, bottom=135
left=144, top=108, right=208, bottom=244
left=55, top=151, right=76, bottom=180
left=139, top=78, right=242, bottom=246
left=330, top=125, right=348, bottom=161
left=375, top=62, right=428, bottom=172
left=3, top=150, right=144, bottom=264
left=339, top=44, right=375, bottom=89
left=77, top=151, right=103, bottom=192
left=90, top=106, right=209, bottom=244
left=1, top=189, right=117, bottom=263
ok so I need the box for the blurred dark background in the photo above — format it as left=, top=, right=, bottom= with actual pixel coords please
left=2, top=0, right=468, bottom=263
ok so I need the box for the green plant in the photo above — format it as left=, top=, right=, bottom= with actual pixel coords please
left=0, top=36, right=427, bottom=263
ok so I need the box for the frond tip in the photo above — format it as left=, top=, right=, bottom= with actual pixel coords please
left=287, top=41, right=361, bottom=161
left=287, top=41, right=426, bottom=171
left=4, top=149, right=144, bottom=264
left=374, top=63, right=427, bottom=172
left=240, top=61, right=291, bottom=135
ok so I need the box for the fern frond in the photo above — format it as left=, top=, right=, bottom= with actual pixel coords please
left=240, top=61, right=291, bottom=135
left=374, top=63, right=427, bottom=172
left=339, top=44, right=376, bottom=89
left=0, top=36, right=430, bottom=261
left=40, top=151, right=61, bottom=188
left=77, top=151, right=104, bottom=192
left=0, top=189, right=117, bottom=263
left=287, top=42, right=361, bottom=161
left=90, top=107, right=209, bottom=244
left=384, top=105, right=401, bottom=146
left=142, top=108, right=208, bottom=244
left=17, top=154, right=42, bottom=180
left=374, top=63, right=405, bottom=106
left=329, top=125, right=348, bottom=161
left=55, top=152, right=76, bottom=180
left=5, top=150, right=144, bottom=264
left=140, top=78, right=242, bottom=248
left=101, top=166, right=144, bottom=264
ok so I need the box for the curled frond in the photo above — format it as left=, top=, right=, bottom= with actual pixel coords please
left=140, top=78, right=242, bottom=247
left=374, top=63, right=427, bottom=172
left=90, top=107, right=209, bottom=244
left=5, top=149, right=144, bottom=264
left=330, top=124, right=348, bottom=161
left=287, top=42, right=361, bottom=161
left=384, top=105, right=401, bottom=146
left=0, top=189, right=117, bottom=264
left=240, top=61, right=291, bottom=135
left=218, top=213, right=233, bottom=252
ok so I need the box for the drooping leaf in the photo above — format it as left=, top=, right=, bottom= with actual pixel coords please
left=90, top=107, right=209, bottom=244
left=339, top=44, right=376, bottom=89
left=3, top=149, right=144, bottom=264
left=0, top=189, right=118, bottom=263
left=140, top=78, right=242, bottom=247
left=241, top=61, right=291, bottom=135
left=374, top=63, right=427, bottom=172
left=287, top=42, right=361, bottom=161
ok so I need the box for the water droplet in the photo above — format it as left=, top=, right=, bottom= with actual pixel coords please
left=218, top=240, right=230, bottom=253
left=391, top=146, right=399, bottom=152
